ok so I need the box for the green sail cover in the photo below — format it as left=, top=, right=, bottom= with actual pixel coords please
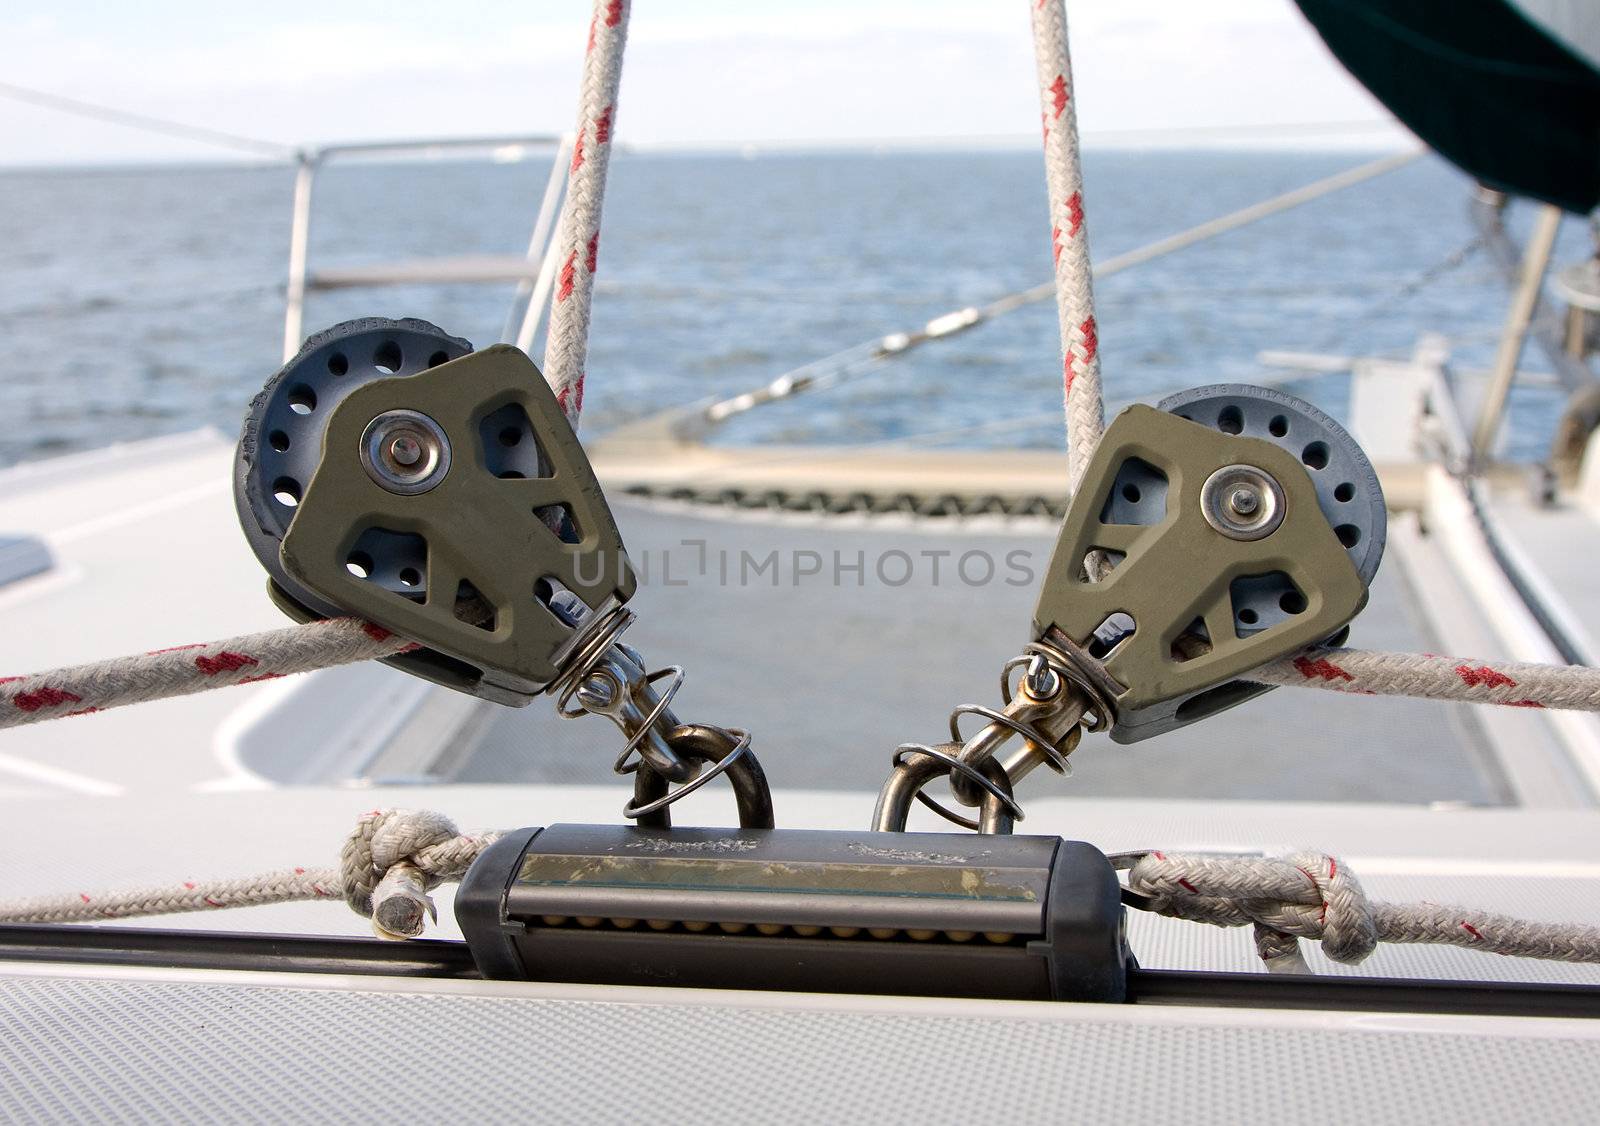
left=1295, top=0, right=1600, bottom=212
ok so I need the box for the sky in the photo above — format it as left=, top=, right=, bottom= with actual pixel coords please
left=0, top=1, right=1406, bottom=166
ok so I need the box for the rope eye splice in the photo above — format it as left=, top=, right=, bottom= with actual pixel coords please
left=875, top=384, right=1389, bottom=834
left=235, top=318, right=774, bottom=831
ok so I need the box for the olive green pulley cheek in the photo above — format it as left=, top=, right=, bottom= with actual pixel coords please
left=235, top=317, right=770, bottom=832
left=873, top=383, right=1387, bottom=835
left=235, top=317, right=637, bottom=706
left=869, top=381, right=1388, bottom=835
left=1031, top=385, right=1386, bottom=743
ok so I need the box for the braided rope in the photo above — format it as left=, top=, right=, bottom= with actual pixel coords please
left=9, top=622, right=1600, bottom=732
left=0, top=809, right=501, bottom=940
left=1250, top=648, right=1600, bottom=711
left=0, top=868, right=343, bottom=925
left=1030, top=0, right=1103, bottom=491
left=340, top=809, right=504, bottom=939
left=11, top=817, right=1600, bottom=974
left=0, top=618, right=410, bottom=730
left=1125, top=850, right=1600, bottom=972
left=541, top=0, right=630, bottom=428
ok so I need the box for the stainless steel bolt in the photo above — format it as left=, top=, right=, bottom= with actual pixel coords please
left=360, top=410, right=451, bottom=495
left=389, top=435, right=423, bottom=466
left=1200, top=464, right=1285, bottom=541
left=576, top=673, right=618, bottom=710
left=1023, top=653, right=1061, bottom=700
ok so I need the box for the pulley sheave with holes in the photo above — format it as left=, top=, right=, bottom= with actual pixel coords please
left=1032, top=383, right=1385, bottom=744
left=236, top=317, right=472, bottom=610
left=1157, top=384, right=1385, bottom=637
left=235, top=316, right=637, bottom=705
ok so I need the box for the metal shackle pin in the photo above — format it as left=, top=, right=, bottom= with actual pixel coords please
left=948, top=653, right=1078, bottom=809
left=571, top=642, right=698, bottom=785
left=874, top=641, right=1103, bottom=835
left=548, top=602, right=773, bottom=828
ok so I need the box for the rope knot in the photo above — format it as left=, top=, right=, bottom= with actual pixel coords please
left=340, top=809, right=482, bottom=939
left=1126, top=850, right=1379, bottom=969
left=1275, top=851, right=1378, bottom=964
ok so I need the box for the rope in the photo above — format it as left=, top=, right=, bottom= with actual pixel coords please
left=1123, top=850, right=1600, bottom=973
left=340, top=809, right=503, bottom=939
left=1249, top=649, right=1600, bottom=710
left=1031, top=0, right=1103, bottom=491
left=9, top=623, right=1600, bottom=731
left=541, top=0, right=631, bottom=428
left=10, top=812, right=1600, bottom=977
left=0, top=809, right=501, bottom=940
left=0, top=618, right=410, bottom=730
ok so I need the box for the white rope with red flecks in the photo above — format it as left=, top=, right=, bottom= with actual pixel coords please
left=8, top=810, right=1600, bottom=973
left=541, top=0, right=630, bottom=428
left=0, top=618, right=412, bottom=730
left=1031, top=0, right=1103, bottom=492
left=1249, top=649, right=1600, bottom=710
left=6, top=627, right=1600, bottom=730
left=1121, top=850, right=1600, bottom=973
left=0, top=809, right=501, bottom=941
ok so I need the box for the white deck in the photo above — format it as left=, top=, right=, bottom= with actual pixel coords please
left=8, top=960, right=1600, bottom=1125
left=4, top=414, right=1600, bottom=1121
left=0, top=416, right=1597, bottom=978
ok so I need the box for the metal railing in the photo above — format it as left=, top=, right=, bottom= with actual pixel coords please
left=282, top=134, right=572, bottom=361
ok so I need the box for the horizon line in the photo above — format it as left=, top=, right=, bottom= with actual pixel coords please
left=0, top=124, right=1412, bottom=175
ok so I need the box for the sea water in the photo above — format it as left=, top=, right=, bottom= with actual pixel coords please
left=0, top=149, right=1585, bottom=468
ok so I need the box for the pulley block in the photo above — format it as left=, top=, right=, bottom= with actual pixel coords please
left=1032, top=383, right=1385, bottom=743
left=235, top=317, right=637, bottom=705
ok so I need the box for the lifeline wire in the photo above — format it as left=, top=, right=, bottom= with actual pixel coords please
left=695, top=148, right=1417, bottom=430
left=0, top=77, right=293, bottom=160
